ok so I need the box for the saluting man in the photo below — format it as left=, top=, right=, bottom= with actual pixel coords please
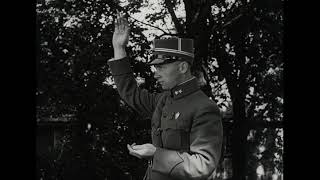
left=108, top=13, right=223, bottom=180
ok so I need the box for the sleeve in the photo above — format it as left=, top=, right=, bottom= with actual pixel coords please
left=107, top=57, right=161, bottom=118
left=152, top=104, right=223, bottom=180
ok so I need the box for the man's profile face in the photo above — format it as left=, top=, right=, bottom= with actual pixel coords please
left=152, top=61, right=181, bottom=90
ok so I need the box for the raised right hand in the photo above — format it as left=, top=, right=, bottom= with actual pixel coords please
left=112, top=12, right=130, bottom=49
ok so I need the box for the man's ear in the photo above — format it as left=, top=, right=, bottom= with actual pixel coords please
left=179, top=61, right=189, bottom=74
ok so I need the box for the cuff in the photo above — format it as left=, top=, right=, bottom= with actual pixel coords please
left=152, top=148, right=184, bottom=176
left=107, top=57, right=133, bottom=75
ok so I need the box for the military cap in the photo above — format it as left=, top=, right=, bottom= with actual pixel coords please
left=149, top=37, right=194, bottom=66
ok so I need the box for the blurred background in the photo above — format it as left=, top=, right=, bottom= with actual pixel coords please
left=36, top=0, right=284, bottom=179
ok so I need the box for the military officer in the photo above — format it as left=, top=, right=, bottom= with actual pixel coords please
left=108, top=13, right=223, bottom=180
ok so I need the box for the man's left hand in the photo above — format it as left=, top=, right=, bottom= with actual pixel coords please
left=127, top=143, right=156, bottom=159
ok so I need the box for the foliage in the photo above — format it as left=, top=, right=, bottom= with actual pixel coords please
left=37, top=0, right=151, bottom=179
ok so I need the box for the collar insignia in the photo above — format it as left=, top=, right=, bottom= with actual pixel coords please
left=174, top=89, right=183, bottom=95
left=175, top=112, right=180, bottom=120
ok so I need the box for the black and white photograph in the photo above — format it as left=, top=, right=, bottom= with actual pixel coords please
left=36, top=0, right=284, bottom=179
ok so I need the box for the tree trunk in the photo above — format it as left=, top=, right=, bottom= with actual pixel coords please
left=231, top=122, right=249, bottom=180
left=183, top=0, right=214, bottom=98
left=229, top=83, right=250, bottom=180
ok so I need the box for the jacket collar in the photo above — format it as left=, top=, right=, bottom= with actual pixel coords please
left=170, top=77, right=200, bottom=100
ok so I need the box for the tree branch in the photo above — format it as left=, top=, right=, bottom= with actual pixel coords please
left=212, top=80, right=227, bottom=95
left=211, top=0, right=258, bottom=32
left=211, top=13, right=243, bottom=32
left=162, top=17, right=172, bottom=33
left=164, top=0, right=184, bottom=34
left=192, top=0, right=212, bottom=24
left=128, top=15, right=171, bottom=35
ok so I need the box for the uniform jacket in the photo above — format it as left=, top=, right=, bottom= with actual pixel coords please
left=108, top=57, right=223, bottom=180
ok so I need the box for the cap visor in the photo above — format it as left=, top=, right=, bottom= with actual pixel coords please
left=148, top=58, right=166, bottom=66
